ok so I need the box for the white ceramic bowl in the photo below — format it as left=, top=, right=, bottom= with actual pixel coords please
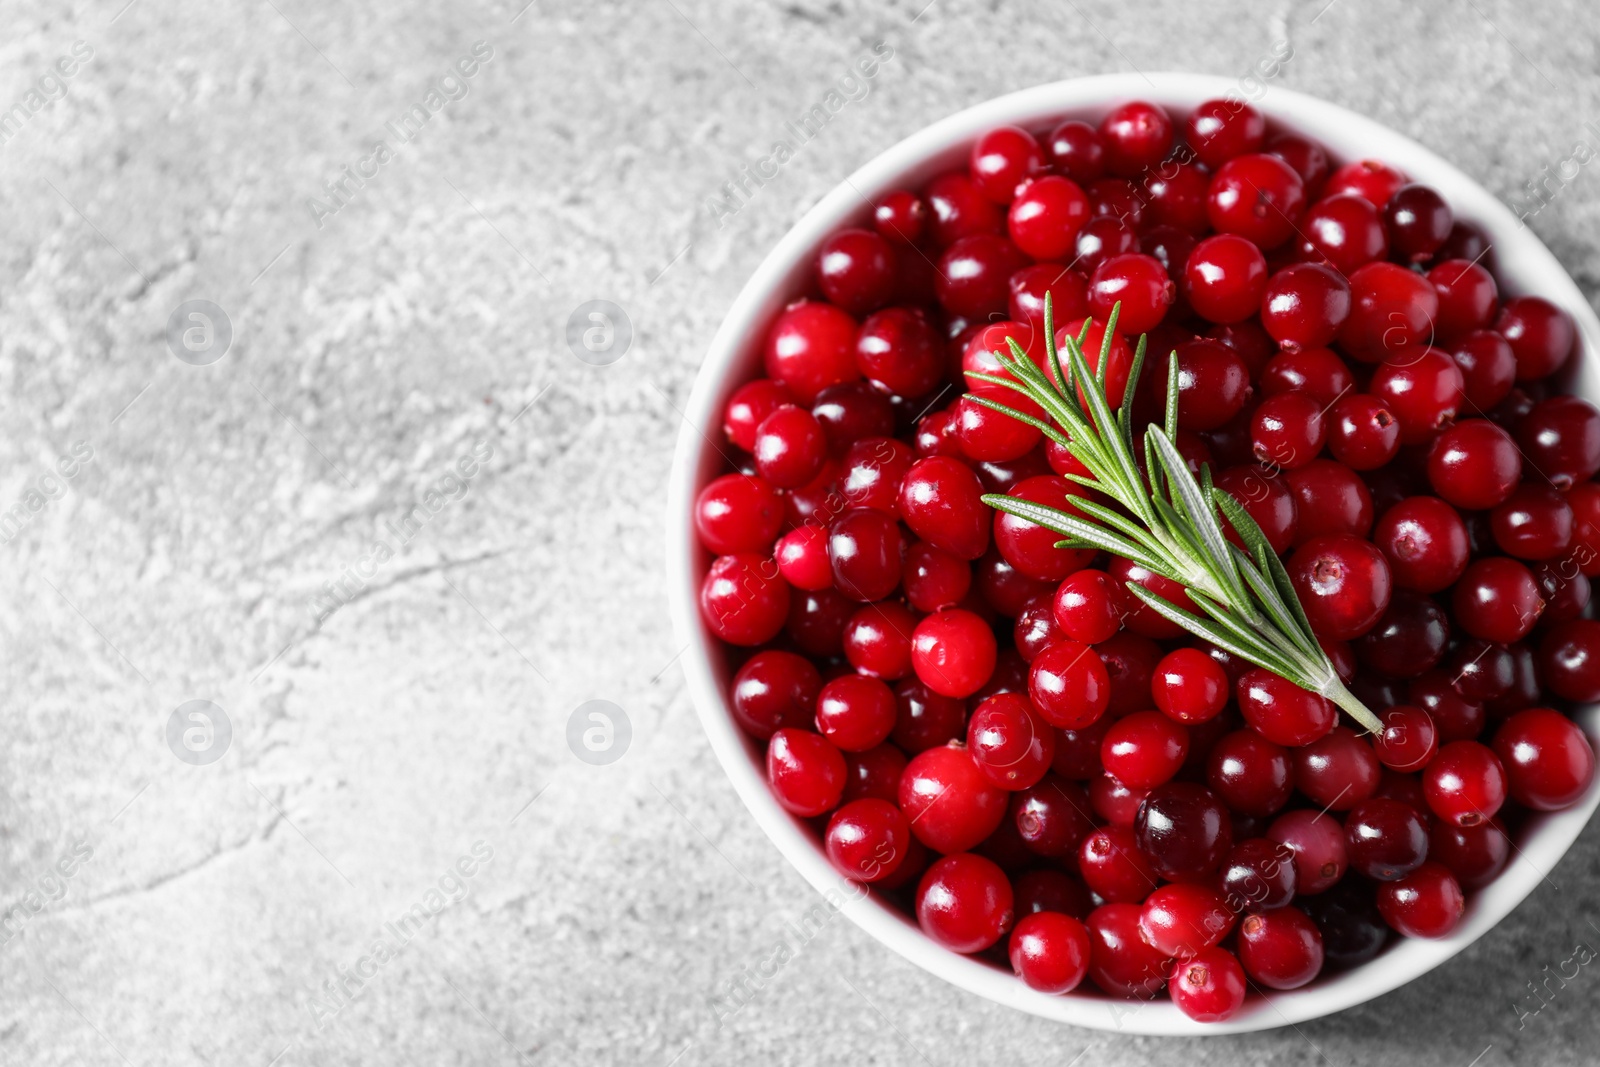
left=666, top=72, right=1600, bottom=1034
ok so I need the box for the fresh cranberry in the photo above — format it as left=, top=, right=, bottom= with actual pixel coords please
left=873, top=190, right=927, bottom=244
left=1427, top=259, right=1499, bottom=342
left=1143, top=159, right=1211, bottom=234
left=1338, top=262, right=1439, bottom=363
left=1098, top=100, right=1173, bottom=177
left=842, top=743, right=907, bottom=804
left=1452, top=556, right=1543, bottom=644
left=1534, top=555, right=1592, bottom=623
left=1260, top=263, right=1351, bottom=351
left=1135, top=781, right=1232, bottom=881
left=1140, top=225, right=1198, bottom=280
left=1492, top=707, right=1596, bottom=811
left=1086, top=902, right=1171, bottom=998
left=1184, top=233, right=1268, bottom=324
left=1014, top=868, right=1092, bottom=919
left=916, top=852, right=1015, bottom=953
left=1429, top=818, right=1510, bottom=889
left=1427, top=418, right=1521, bottom=509
left=1013, top=595, right=1062, bottom=662
left=1369, top=347, right=1465, bottom=445
left=815, top=673, right=896, bottom=752
left=786, top=587, right=853, bottom=657
left=1326, top=393, right=1399, bottom=470
left=1139, top=883, right=1235, bottom=957
left=825, top=798, right=910, bottom=882
left=975, top=548, right=1054, bottom=616
left=1237, top=906, right=1324, bottom=990
left=1372, top=496, right=1470, bottom=593
left=1174, top=951, right=1254, bottom=1019
left=753, top=405, right=827, bottom=489
left=1373, top=705, right=1440, bottom=772
left=911, top=608, right=997, bottom=698
left=1079, top=826, right=1160, bottom=906
left=1266, top=133, right=1331, bottom=195
left=1287, top=534, right=1392, bottom=641
left=1300, top=878, right=1388, bottom=968
left=1207, top=153, right=1306, bottom=249
left=842, top=601, right=916, bottom=679
left=1052, top=568, right=1127, bottom=644
left=1151, top=648, right=1229, bottom=725
left=898, top=456, right=990, bottom=560
left=1011, top=774, right=1094, bottom=857
left=971, top=125, right=1044, bottom=203
left=1443, top=638, right=1517, bottom=706
left=925, top=171, right=1003, bottom=246
left=1209, top=730, right=1293, bottom=817
left=1491, top=484, right=1575, bottom=560
left=1517, top=396, right=1600, bottom=489
left=1267, top=809, right=1348, bottom=894
left=1101, top=712, right=1189, bottom=792
left=1009, top=911, right=1091, bottom=994
left=694, top=473, right=784, bottom=556
left=1354, top=588, right=1450, bottom=678
left=1295, top=726, right=1382, bottom=811
left=1088, top=253, right=1174, bottom=335
left=900, top=743, right=1007, bottom=853
left=989, top=476, right=1095, bottom=582
left=730, top=651, right=820, bottom=740
left=856, top=307, right=943, bottom=399
left=889, top=678, right=963, bottom=754
left=828, top=508, right=903, bottom=602
left=775, top=525, right=833, bottom=591
left=1213, top=465, right=1299, bottom=555
left=1007, top=175, right=1091, bottom=260
left=1237, top=668, right=1336, bottom=747
left=702, top=554, right=790, bottom=646
left=812, top=381, right=895, bottom=455
left=1285, top=460, right=1373, bottom=543
left=1251, top=392, right=1326, bottom=471
left=937, top=234, right=1029, bottom=320
left=766, top=728, right=846, bottom=816
left=1218, top=837, right=1298, bottom=912
left=1188, top=99, right=1266, bottom=169
left=1344, top=797, right=1429, bottom=880
left=764, top=301, right=861, bottom=404
left=1568, top=482, right=1600, bottom=576
left=1540, top=618, right=1600, bottom=702
left=1300, top=193, right=1388, bottom=275
left=724, top=379, right=794, bottom=452
left=1089, top=773, right=1151, bottom=826
left=1155, top=339, right=1252, bottom=431
left=1325, top=158, right=1408, bottom=207
left=1046, top=120, right=1107, bottom=183
left=1383, top=184, right=1452, bottom=262
left=1071, top=217, right=1139, bottom=277
left=1009, top=264, right=1089, bottom=334
left=1028, top=639, right=1111, bottom=729
left=966, top=692, right=1053, bottom=790
left=1495, top=296, right=1575, bottom=381
left=1377, top=861, right=1464, bottom=938
left=816, top=228, right=896, bottom=314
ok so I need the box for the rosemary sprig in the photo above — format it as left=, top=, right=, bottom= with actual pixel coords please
left=966, top=297, right=1383, bottom=735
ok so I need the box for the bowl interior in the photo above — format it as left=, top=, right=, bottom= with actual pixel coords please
left=666, top=72, right=1600, bottom=1034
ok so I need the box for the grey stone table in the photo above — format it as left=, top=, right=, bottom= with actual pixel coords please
left=2, top=0, right=1598, bottom=1064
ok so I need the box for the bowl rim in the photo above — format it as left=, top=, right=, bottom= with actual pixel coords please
left=664, top=71, right=1600, bottom=1035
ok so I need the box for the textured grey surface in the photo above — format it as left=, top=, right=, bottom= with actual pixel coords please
left=2, top=0, right=1599, bottom=1064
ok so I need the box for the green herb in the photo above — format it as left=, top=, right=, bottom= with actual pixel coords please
left=966, top=296, right=1382, bottom=734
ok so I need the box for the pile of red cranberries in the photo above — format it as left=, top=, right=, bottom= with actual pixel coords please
left=694, top=98, right=1600, bottom=1022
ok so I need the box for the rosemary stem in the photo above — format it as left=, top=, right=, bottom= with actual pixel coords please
left=1321, top=675, right=1385, bottom=735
